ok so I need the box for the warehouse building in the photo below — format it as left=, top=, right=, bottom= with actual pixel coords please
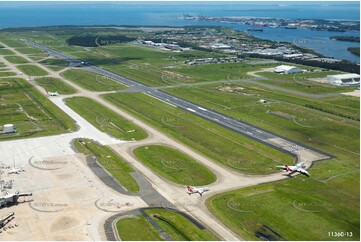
left=273, top=65, right=302, bottom=74
left=211, top=43, right=232, bottom=49
left=163, top=44, right=181, bottom=50
left=327, top=73, right=360, bottom=86
left=2, top=124, right=14, bottom=134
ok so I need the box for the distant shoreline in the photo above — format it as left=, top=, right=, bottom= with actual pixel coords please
left=348, top=47, right=360, bottom=56
left=181, top=15, right=360, bottom=32
left=330, top=36, right=360, bottom=43
left=1, top=24, right=359, bottom=64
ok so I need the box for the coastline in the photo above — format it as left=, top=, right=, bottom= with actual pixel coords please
left=3, top=23, right=359, bottom=64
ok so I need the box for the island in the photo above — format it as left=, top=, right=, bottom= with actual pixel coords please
left=348, top=47, right=360, bottom=56
left=330, top=36, right=360, bottom=42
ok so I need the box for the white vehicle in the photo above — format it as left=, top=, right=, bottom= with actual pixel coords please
left=186, top=186, right=209, bottom=196
left=46, top=89, right=59, bottom=96
left=276, top=162, right=309, bottom=177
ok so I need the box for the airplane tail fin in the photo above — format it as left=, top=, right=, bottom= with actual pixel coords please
left=187, top=186, right=193, bottom=193
left=285, top=165, right=292, bottom=172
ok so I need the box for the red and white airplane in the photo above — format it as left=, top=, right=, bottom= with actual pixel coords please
left=186, top=186, right=209, bottom=196
left=46, top=89, right=59, bottom=96
left=276, top=162, right=309, bottom=177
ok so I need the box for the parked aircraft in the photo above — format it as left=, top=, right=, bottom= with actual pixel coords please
left=0, top=191, right=32, bottom=207
left=7, top=158, right=25, bottom=175
left=276, top=162, right=309, bottom=177
left=186, top=186, right=209, bottom=196
left=46, top=89, right=59, bottom=96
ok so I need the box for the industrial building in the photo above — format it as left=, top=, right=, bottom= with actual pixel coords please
left=274, top=65, right=302, bottom=74
left=2, top=124, right=14, bottom=134
left=163, top=44, right=181, bottom=50
left=211, top=43, right=232, bottom=49
left=327, top=73, right=360, bottom=86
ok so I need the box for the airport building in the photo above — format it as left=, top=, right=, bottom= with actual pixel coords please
left=211, top=43, right=232, bottom=49
left=327, top=73, right=360, bottom=86
left=274, top=65, right=302, bottom=74
left=2, top=124, right=14, bottom=134
left=163, top=44, right=181, bottom=50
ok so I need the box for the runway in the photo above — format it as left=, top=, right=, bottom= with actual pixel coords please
left=23, top=39, right=332, bottom=164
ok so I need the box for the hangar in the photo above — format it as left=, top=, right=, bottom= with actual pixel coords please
left=274, top=65, right=302, bottom=74
left=327, top=73, right=360, bottom=86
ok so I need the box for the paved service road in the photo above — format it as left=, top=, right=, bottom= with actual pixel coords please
left=23, top=39, right=331, bottom=164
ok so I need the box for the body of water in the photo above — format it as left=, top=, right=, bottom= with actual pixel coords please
left=0, top=1, right=359, bottom=63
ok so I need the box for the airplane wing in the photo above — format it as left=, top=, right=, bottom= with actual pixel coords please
left=198, top=188, right=209, bottom=195
left=298, top=168, right=310, bottom=177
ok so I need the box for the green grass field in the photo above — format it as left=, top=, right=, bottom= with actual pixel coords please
left=17, top=64, right=48, bottom=76
left=103, top=92, right=292, bottom=174
left=0, top=71, right=16, bottom=77
left=0, top=48, right=15, bottom=55
left=175, top=62, right=277, bottom=82
left=145, top=208, right=219, bottom=241
left=61, top=69, right=127, bottom=91
left=4, top=55, right=29, bottom=64
left=116, top=208, right=219, bottom=241
left=133, top=145, right=216, bottom=185
left=38, top=58, right=69, bottom=71
left=0, top=37, right=30, bottom=48
left=28, top=54, right=50, bottom=62
left=43, top=40, right=224, bottom=87
left=207, top=175, right=360, bottom=241
left=74, top=138, right=139, bottom=192
left=15, top=47, right=45, bottom=55
left=116, top=215, right=164, bottom=241
left=65, top=96, right=147, bottom=140
left=0, top=77, right=76, bottom=140
left=255, top=71, right=354, bottom=94
left=34, top=77, right=77, bottom=94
